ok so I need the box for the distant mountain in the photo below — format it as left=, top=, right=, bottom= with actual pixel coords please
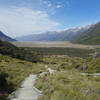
left=73, top=22, right=100, bottom=45
left=16, top=25, right=92, bottom=42
left=0, top=31, right=16, bottom=41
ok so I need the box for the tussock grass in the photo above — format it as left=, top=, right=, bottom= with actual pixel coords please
left=36, top=70, right=100, bottom=100
left=1, top=52, right=100, bottom=100
left=0, top=54, right=46, bottom=99
left=35, top=56, right=100, bottom=100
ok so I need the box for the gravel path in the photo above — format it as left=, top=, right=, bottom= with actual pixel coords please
left=8, top=75, right=42, bottom=100
left=81, top=73, right=100, bottom=76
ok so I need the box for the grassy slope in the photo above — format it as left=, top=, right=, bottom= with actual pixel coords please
left=0, top=40, right=40, bottom=62
left=0, top=52, right=100, bottom=100
left=0, top=54, right=46, bottom=100
left=73, top=22, right=100, bottom=45
left=35, top=56, right=100, bottom=100
left=36, top=70, right=100, bottom=100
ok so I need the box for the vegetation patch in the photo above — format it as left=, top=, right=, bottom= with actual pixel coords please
left=35, top=55, right=100, bottom=100
left=0, top=40, right=41, bottom=62
left=36, top=70, right=100, bottom=100
left=0, top=54, right=46, bottom=99
left=23, top=47, right=94, bottom=58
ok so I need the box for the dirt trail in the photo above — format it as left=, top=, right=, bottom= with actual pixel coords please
left=8, top=75, right=42, bottom=100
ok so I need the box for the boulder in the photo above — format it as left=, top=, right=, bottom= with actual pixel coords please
left=93, top=52, right=100, bottom=60
left=81, top=64, right=88, bottom=71
left=26, top=64, right=32, bottom=68
left=74, top=65, right=80, bottom=69
left=83, top=88, right=100, bottom=96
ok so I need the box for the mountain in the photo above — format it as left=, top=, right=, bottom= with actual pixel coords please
left=73, top=22, right=100, bottom=45
left=16, top=25, right=92, bottom=42
left=0, top=31, right=16, bottom=41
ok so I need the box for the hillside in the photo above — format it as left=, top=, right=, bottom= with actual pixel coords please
left=16, top=25, right=91, bottom=42
left=35, top=55, right=100, bottom=100
left=0, top=54, right=45, bottom=99
left=1, top=53, right=100, bottom=100
left=0, top=31, right=16, bottom=41
left=73, top=22, right=100, bottom=45
left=0, top=40, right=40, bottom=62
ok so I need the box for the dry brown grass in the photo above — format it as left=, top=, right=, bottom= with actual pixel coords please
left=11, top=41, right=96, bottom=49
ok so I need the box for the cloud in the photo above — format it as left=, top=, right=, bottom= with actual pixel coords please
left=0, top=7, right=61, bottom=37
left=56, top=5, right=62, bottom=8
left=48, top=3, right=52, bottom=7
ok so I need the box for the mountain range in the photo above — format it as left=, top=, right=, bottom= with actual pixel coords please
left=0, top=31, right=16, bottom=41
left=1, top=21, right=100, bottom=45
left=16, top=25, right=92, bottom=42
left=73, top=22, right=100, bottom=45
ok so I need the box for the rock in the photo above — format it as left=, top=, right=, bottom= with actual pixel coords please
left=44, top=62, right=49, bottom=64
left=83, top=88, right=100, bottom=96
left=74, top=65, right=80, bottom=69
left=50, top=62, right=57, bottom=64
left=81, top=64, right=88, bottom=71
left=93, top=52, right=100, bottom=60
left=61, top=63, right=67, bottom=66
left=39, top=72, right=48, bottom=77
left=47, top=68, right=57, bottom=75
left=56, top=65, right=60, bottom=71
left=45, top=65, right=48, bottom=69
left=26, top=64, right=33, bottom=68
left=39, top=71, right=43, bottom=74
left=80, top=73, right=100, bottom=76
left=7, top=92, right=15, bottom=100
left=90, top=47, right=95, bottom=50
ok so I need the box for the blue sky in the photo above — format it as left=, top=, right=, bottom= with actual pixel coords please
left=0, top=0, right=100, bottom=37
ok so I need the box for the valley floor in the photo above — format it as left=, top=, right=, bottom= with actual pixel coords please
left=12, top=41, right=97, bottom=49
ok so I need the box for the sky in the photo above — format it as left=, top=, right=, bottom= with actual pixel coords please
left=0, top=0, right=100, bottom=37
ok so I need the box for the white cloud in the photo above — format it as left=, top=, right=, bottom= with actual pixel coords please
left=48, top=3, right=52, bottom=7
left=56, top=5, right=62, bottom=8
left=0, top=7, right=61, bottom=37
